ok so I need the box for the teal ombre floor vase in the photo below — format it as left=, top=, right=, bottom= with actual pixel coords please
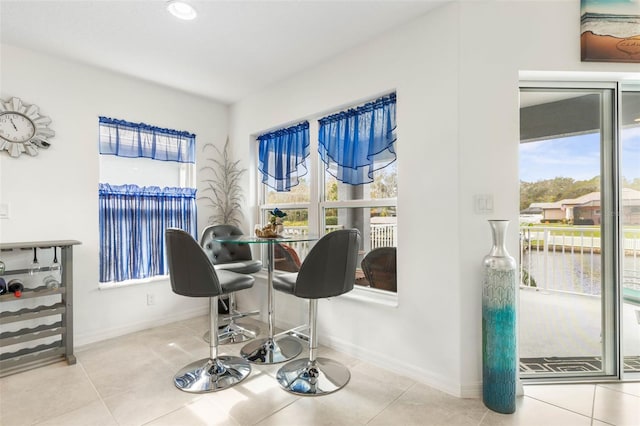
left=482, top=220, right=517, bottom=414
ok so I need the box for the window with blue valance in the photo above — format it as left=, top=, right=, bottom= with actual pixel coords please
left=258, top=121, right=310, bottom=192
left=318, top=92, right=396, bottom=185
left=99, top=116, right=196, bottom=163
left=99, top=184, right=197, bottom=283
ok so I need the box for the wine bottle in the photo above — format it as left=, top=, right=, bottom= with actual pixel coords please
left=0, top=278, right=7, bottom=295
left=7, top=279, right=24, bottom=298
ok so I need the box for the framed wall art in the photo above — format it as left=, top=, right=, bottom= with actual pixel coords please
left=581, top=0, right=640, bottom=63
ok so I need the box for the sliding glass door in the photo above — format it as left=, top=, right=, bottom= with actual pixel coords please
left=518, top=83, right=619, bottom=379
left=621, top=86, right=640, bottom=377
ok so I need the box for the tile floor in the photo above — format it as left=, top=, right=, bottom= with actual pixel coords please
left=0, top=315, right=638, bottom=426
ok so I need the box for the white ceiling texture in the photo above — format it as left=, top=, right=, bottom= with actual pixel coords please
left=1, top=0, right=448, bottom=104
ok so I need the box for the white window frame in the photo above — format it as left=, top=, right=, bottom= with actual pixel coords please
left=98, top=122, right=196, bottom=290
left=255, top=110, right=399, bottom=306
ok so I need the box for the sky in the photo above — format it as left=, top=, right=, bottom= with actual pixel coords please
left=581, top=0, right=640, bottom=15
left=519, top=127, right=640, bottom=183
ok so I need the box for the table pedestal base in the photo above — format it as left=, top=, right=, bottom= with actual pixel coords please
left=241, top=336, right=302, bottom=364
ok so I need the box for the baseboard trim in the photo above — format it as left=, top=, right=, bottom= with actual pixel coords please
left=275, top=317, right=479, bottom=398
left=460, top=382, right=482, bottom=398
left=326, top=333, right=463, bottom=397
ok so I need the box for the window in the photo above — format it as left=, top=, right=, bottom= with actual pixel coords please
left=98, top=117, right=197, bottom=285
left=257, top=93, right=398, bottom=293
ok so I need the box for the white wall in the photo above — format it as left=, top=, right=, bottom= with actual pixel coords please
left=457, top=0, right=639, bottom=394
left=230, top=1, right=639, bottom=397
left=231, top=3, right=463, bottom=395
left=0, top=44, right=231, bottom=345
left=3, top=0, right=638, bottom=398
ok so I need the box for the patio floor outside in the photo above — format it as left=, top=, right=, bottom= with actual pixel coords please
left=519, top=287, right=640, bottom=374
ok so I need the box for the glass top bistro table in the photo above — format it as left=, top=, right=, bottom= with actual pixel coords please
left=212, top=233, right=318, bottom=364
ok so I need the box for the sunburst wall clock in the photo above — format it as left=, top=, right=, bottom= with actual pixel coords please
left=0, top=97, right=55, bottom=158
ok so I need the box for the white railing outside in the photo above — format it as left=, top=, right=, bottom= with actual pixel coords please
left=281, top=223, right=639, bottom=296
left=519, top=225, right=640, bottom=297
left=280, top=223, right=398, bottom=259
left=370, top=223, right=397, bottom=249
left=280, top=226, right=312, bottom=259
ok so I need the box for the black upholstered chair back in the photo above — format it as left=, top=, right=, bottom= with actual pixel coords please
left=201, top=225, right=253, bottom=265
left=166, top=228, right=222, bottom=297
left=294, top=229, right=361, bottom=299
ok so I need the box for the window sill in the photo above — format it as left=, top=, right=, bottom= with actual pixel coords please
left=99, top=275, right=169, bottom=290
left=254, top=269, right=398, bottom=307
left=342, top=285, right=398, bottom=307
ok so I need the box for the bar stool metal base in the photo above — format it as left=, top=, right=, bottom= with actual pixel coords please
left=276, top=357, right=350, bottom=396
left=204, top=322, right=260, bottom=345
left=173, top=356, right=251, bottom=393
left=241, top=335, right=302, bottom=364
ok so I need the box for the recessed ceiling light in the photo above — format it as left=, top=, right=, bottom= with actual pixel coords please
left=166, top=0, right=197, bottom=20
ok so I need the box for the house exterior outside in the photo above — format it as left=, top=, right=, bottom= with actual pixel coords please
left=525, top=188, right=640, bottom=225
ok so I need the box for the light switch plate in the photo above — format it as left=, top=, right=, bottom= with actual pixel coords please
left=0, top=203, right=8, bottom=219
left=474, top=194, right=494, bottom=214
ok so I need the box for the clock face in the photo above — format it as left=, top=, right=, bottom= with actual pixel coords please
left=0, top=112, right=36, bottom=143
left=0, top=97, right=55, bottom=158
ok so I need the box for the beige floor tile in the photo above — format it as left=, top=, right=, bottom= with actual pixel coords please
left=481, top=396, right=593, bottom=426
left=591, top=421, right=612, bottom=426
left=316, top=345, right=363, bottom=369
left=349, top=360, right=416, bottom=390
left=78, top=332, right=207, bottom=399
left=76, top=334, right=163, bottom=367
left=3, top=315, right=637, bottom=426
left=102, top=372, right=200, bottom=426
left=259, top=360, right=415, bottom=426
left=597, top=381, right=640, bottom=397
left=35, top=400, right=118, bottom=426
left=196, top=371, right=300, bottom=425
left=0, top=362, right=100, bottom=426
left=257, top=395, right=364, bottom=426
left=593, top=385, right=640, bottom=426
left=367, top=381, right=486, bottom=426
left=80, top=355, right=169, bottom=399
left=145, top=397, right=241, bottom=426
left=523, top=384, right=595, bottom=417
left=151, top=332, right=212, bottom=368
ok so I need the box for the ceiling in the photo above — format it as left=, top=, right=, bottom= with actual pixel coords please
left=0, top=0, right=448, bottom=104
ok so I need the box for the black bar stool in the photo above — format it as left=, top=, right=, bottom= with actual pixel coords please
left=272, top=229, right=361, bottom=396
left=201, top=224, right=262, bottom=344
left=165, top=228, right=254, bottom=393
